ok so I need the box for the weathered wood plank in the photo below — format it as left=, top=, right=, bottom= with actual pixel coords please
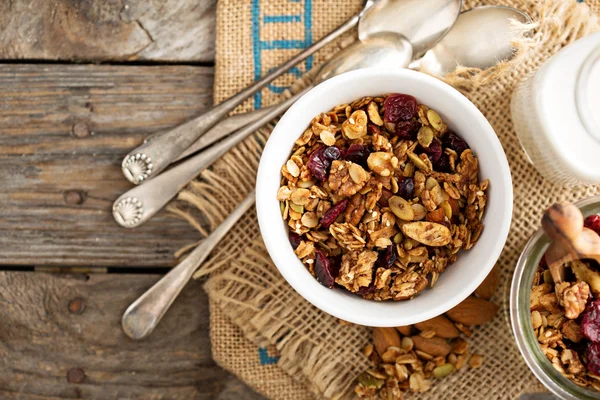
left=0, top=64, right=213, bottom=267
left=0, top=0, right=216, bottom=62
left=0, top=271, right=265, bottom=400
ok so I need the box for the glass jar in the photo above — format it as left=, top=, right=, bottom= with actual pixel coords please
left=510, top=195, right=600, bottom=399
left=511, top=32, right=600, bottom=187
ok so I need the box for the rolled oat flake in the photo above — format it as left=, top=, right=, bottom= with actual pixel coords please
left=512, top=32, right=600, bottom=186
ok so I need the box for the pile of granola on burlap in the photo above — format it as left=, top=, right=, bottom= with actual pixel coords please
left=168, top=0, right=600, bottom=399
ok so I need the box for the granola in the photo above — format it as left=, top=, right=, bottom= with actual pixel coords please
left=355, top=294, right=498, bottom=399
left=530, top=212, right=600, bottom=392
left=279, top=93, right=489, bottom=300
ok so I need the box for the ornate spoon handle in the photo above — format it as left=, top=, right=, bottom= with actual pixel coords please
left=121, top=192, right=255, bottom=340
left=120, top=3, right=374, bottom=185
left=113, top=87, right=309, bottom=228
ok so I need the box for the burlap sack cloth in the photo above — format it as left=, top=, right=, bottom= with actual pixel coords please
left=168, top=1, right=600, bottom=398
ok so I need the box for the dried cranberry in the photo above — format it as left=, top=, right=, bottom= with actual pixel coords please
left=584, top=215, right=600, bottom=236
left=288, top=232, right=302, bottom=250
left=434, top=153, right=451, bottom=173
left=344, top=144, right=371, bottom=167
left=368, top=124, right=381, bottom=135
left=587, top=342, right=600, bottom=375
left=581, top=299, right=600, bottom=342
left=394, top=119, right=421, bottom=139
left=324, top=146, right=342, bottom=161
left=377, top=245, right=397, bottom=269
left=357, top=283, right=377, bottom=296
left=320, top=199, right=349, bottom=228
left=397, top=177, right=415, bottom=200
left=443, top=131, right=469, bottom=156
left=422, top=139, right=442, bottom=164
left=307, top=146, right=330, bottom=182
left=384, top=94, right=417, bottom=123
left=314, top=249, right=337, bottom=288
left=329, top=254, right=342, bottom=278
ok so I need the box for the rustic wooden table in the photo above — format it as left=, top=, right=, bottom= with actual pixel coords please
left=0, top=1, right=264, bottom=398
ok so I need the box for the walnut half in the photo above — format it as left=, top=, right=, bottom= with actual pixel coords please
left=556, top=281, right=590, bottom=319
left=328, top=160, right=370, bottom=197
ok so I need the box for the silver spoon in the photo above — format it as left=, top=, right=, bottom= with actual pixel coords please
left=412, top=5, right=531, bottom=77
left=122, top=191, right=256, bottom=340
left=121, top=0, right=462, bottom=185
left=358, top=0, right=462, bottom=58
left=120, top=0, right=380, bottom=185
left=113, top=33, right=413, bottom=229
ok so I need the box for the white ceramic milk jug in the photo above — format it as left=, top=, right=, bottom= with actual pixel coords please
left=511, top=32, right=600, bottom=186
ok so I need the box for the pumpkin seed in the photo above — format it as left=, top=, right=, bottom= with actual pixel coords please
left=417, top=126, right=434, bottom=148
left=393, top=232, right=404, bottom=244
left=441, top=201, right=453, bottom=219
left=389, top=196, right=415, bottom=221
left=358, top=373, right=385, bottom=389
left=433, top=363, right=455, bottom=379
left=427, top=109, right=444, bottom=131
left=290, top=203, right=304, bottom=214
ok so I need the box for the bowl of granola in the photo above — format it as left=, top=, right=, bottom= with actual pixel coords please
left=511, top=196, right=600, bottom=399
left=256, top=68, right=513, bottom=327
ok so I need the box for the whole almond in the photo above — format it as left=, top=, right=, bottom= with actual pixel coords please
left=411, top=335, right=451, bottom=357
left=395, top=325, right=413, bottom=336
left=446, top=297, right=499, bottom=326
left=474, top=265, right=499, bottom=300
left=414, top=315, right=459, bottom=339
left=373, top=327, right=401, bottom=356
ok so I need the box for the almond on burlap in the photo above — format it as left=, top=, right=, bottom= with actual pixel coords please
left=414, top=315, right=460, bottom=338
left=411, top=335, right=451, bottom=357
left=445, top=296, right=499, bottom=326
left=475, top=264, right=500, bottom=300
left=373, top=327, right=401, bottom=356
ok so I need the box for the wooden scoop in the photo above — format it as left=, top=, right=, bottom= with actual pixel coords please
left=541, top=202, right=600, bottom=285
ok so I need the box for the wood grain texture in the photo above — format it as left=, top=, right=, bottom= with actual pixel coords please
left=0, top=271, right=265, bottom=400
left=0, top=0, right=216, bottom=62
left=0, top=64, right=213, bottom=267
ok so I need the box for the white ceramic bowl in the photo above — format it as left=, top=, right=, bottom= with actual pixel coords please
left=256, top=68, right=513, bottom=327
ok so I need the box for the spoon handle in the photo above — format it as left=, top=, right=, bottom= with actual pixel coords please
left=172, top=107, right=275, bottom=162
left=113, top=87, right=309, bottom=229
left=121, top=192, right=255, bottom=340
left=120, top=3, right=373, bottom=185
left=141, top=107, right=275, bottom=162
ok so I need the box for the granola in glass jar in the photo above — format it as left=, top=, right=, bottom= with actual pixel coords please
left=530, top=214, right=600, bottom=391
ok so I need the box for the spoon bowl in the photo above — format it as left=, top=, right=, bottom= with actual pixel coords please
left=415, top=5, right=531, bottom=76
left=317, top=32, right=413, bottom=82
left=359, top=0, right=462, bottom=57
